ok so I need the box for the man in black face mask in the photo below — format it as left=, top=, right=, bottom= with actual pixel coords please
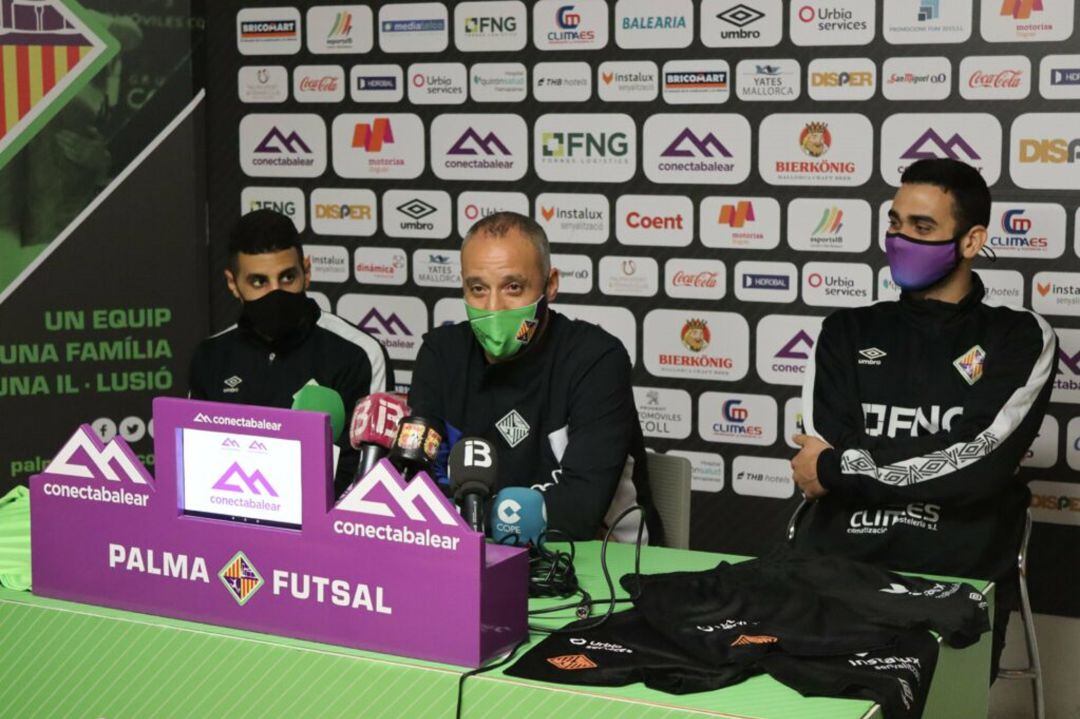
left=188, top=209, right=391, bottom=494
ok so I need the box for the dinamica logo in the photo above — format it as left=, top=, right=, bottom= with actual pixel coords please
left=354, top=247, right=407, bottom=286
left=643, top=309, right=749, bottom=381
left=642, top=113, right=751, bottom=185
left=758, top=114, right=872, bottom=186
left=533, top=0, right=610, bottom=51
left=614, top=0, right=694, bottom=49
left=310, top=188, right=377, bottom=236
left=880, top=113, right=1002, bottom=186
left=1010, top=113, right=1080, bottom=190
left=534, top=113, right=636, bottom=183
left=615, top=195, right=694, bottom=247
left=535, top=193, right=609, bottom=244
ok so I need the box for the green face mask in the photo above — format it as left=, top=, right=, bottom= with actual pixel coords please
left=465, top=296, right=546, bottom=360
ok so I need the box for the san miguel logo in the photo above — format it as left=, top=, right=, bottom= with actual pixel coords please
left=0, top=0, right=115, bottom=170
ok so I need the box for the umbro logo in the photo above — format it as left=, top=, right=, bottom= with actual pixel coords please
left=223, top=375, right=243, bottom=393
left=858, top=347, right=886, bottom=366
left=496, top=409, right=530, bottom=448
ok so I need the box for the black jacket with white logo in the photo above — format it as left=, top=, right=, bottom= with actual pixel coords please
left=408, top=310, right=658, bottom=542
left=187, top=298, right=390, bottom=491
left=798, top=274, right=1057, bottom=584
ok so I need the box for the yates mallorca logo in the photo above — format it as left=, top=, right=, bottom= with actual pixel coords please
left=219, top=551, right=264, bottom=606
left=0, top=0, right=114, bottom=173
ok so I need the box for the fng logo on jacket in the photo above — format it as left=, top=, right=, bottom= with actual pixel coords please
left=863, top=404, right=962, bottom=437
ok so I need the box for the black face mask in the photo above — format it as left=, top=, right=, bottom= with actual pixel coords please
left=238, top=290, right=313, bottom=348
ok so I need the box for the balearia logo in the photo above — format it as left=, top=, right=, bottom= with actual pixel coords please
left=614, top=0, right=694, bottom=49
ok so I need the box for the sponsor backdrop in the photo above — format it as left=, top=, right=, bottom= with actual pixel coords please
left=0, top=1, right=206, bottom=497
left=204, top=0, right=1080, bottom=615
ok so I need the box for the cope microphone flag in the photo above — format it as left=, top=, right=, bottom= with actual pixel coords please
left=349, top=393, right=409, bottom=482
left=490, top=487, right=547, bottom=547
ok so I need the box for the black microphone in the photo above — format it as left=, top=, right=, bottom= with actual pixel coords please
left=387, top=415, right=444, bottom=481
left=448, top=437, right=498, bottom=533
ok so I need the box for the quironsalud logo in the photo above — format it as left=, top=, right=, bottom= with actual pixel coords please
left=219, top=551, right=264, bottom=606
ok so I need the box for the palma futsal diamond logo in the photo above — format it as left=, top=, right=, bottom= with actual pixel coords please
left=218, top=551, right=264, bottom=606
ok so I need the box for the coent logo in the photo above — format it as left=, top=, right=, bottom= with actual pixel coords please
left=625, top=211, right=685, bottom=230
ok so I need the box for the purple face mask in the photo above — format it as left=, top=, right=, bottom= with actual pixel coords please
left=884, top=231, right=962, bottom=291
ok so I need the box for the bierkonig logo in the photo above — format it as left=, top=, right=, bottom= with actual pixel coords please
left=238, top=66, right=288, bottom=104
left=615, top=195, right=694, bottom=247
left=532, top=0, right=609, bottom=51
left=241, top=186, right=305, bottom=231
left=700, top=196, right=781, bottom=250
left=378, top=2, right=449, bottom=53
left=700, top=0, right=783, bottom=48
left=807, top=58, right=876, bottom=102
left=789, top=1, right=875, bottom=46
left=758, top=114, right=872, bottom=186
left=986, top=202, right=1065, bottom=258
left=598, top=256, right=660, bottom=297
left=1010, top=113, right=1080, bottom=190
left=614, top=0, right=694, bottom=49
left=350, top=64, right=404, bottom=103
left=959, top=55, right=1030, bottom=101
left=643, top=310, right=749, bottom=381
left=699, top=392, right=777, bottom=446
left=310, top=187, right=377, bottom=237
left=381, top=189, right=452, bottom=239
left=331, top=113, right=424, bottom=179
left=633, top=386, right=692, bottom=440
left=533, top=61, right=592, bottom=102
left=755, top=314, right=824, bottom=386
left=534, top=113, right=636, bottom=183
left=535, top=193, right=609, bottom=245
left=336, top=294, right=428, bottom=360
left=880, top=113, right=1002, bottom=186
left=882, top=0, right=972, bottom=44
left=454, top=1, right=527, bottom=52
left=354, top=247, right=407, bottom=286
left=239, top=114, right=326, bottom=178
left=882, top=56, right=951, bottom=101
left=237, top=7, right=301, bottom=55
left=457, top=191, right=529, bottom=238
left=786, top=198, right=872, bottom=253
left=407, top=62, right=467, bottom=105
left=598, top=61, right=659, bottom=102
left=643, top=114, right=751, bottom=185
left=306, top=5, right=374, bottom=54
left=430, top=114, right=528, bottom=181
left=305, top=245, right=349, bottom=283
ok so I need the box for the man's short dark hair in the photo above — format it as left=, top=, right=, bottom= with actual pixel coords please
left=900, top=158, right=991, bottom=234
left=463, top=211, right=551, bottom=277
left=227, top=209, right=303, bottom=272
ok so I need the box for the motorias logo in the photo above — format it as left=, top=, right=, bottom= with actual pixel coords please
left=382, top=189, right=451, bottom=239
left=1010, top=113, right=1080, bottom=190
left=1054, top=329, right=1080, bottom=404
left=789, top=0, right=875, bottom=46
left=643, top=114, right=751, bottom=185
left=759, top=114, right=873, bottom=186
left=699, top=392, right=778, bottom=446
left=535, top=193, right=609, bottom=245
left=331, top=113, right=424, bottom=179
left=40, top=425, right=151, bottom=507
left=643, top=310, right=750, bottom=381
left=987, top=203, right=1065, bottom=258
left=755, top=314, right=824, bottom=386
left=1032, top=272, right=1080, bottom=316
left=533, top=0, right=609, bottom=51
left=880, top=113, right=1002, bottom=186
left=534, top=113, right=636, bottom=183
left=337, top=294, right=428, bottom=360
left=700, top=0, right=783, bottom=47
left=457, top=191, right=529, bottom=238
left=981, top=0, right=1074, bottom=42
left=431, top=114, right=528, bottom=181
left=700, top=196, right=781, bottom=250
left=614, top=0, right=694, bottom=49
left=355, top=247, right=407, bottom=286
left=239, top=114, right=326, bottom=178
left=237, top=7, right=301, bottom=55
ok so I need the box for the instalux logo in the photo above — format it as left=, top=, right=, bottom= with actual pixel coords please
left=219, top=551, right=264, bottom=606
left=46, top=425, right=150, bottom=484
left=336, top=461, right=461, bottom=525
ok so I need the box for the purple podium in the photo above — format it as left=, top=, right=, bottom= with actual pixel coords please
left=30, top=397, right=528, bottom=667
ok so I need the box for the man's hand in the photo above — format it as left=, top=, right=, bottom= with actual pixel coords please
left=791, top=434, right=831, bottom=500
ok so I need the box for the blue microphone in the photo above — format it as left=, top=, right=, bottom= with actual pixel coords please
left=490, top=487, right=547, bottom=547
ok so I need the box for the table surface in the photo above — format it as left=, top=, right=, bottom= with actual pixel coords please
left=0, top=541, right=992, bottom=718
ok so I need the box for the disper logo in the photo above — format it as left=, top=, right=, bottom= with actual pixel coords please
left=212, top=462, right=278, bottom=497
left=1017, top=137, right=1080, bottom=164
left=46, top=425, right=151, bottom=485
left=337, top=461, right=462, bottom=526
left=358, top=309, right=412, bottom=336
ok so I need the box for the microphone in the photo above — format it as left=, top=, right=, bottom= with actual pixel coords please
left=292, top=384, right=345, bottom=442
left=348, top=393, right=409, bottom=482
left=387, top=415, right=444, bottom=481
left=448, top=438, right=499, bottom=533
left=490, top=487, right=547, bottom=547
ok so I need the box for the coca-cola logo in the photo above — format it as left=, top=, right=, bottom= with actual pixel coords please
left=673, top=271, right=719, bottom=288
left=967, top=70, right=1023, bottom=89
left=299, top=75, right=340, bottom=92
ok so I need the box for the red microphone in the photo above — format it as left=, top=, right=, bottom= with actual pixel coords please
left=348, top=393, right=410, bottom=483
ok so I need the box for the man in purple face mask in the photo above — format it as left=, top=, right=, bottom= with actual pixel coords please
left=789, top=159, right=1057, bottom=683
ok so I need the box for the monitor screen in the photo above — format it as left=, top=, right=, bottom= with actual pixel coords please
left=179, top=427, right=302, bottom=529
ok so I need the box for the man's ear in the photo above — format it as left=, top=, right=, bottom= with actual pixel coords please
left=545, top=267, right=559, bottom=303
left=303, top=255, right=312, bottom=290
left=225, top=268, right=241, bottom=300
left=960, top=225, right=987, bottom=260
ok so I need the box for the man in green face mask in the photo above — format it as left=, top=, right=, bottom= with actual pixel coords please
left=409, top=212, right=660, bottom=543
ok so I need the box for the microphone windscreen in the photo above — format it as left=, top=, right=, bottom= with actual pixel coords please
left=490, top=487, right=547, bottom=546
left=389, top=416, right=445, bottom=469
left=447, top=437, right=498, bottom=500
left=292, top=384, right=345, bottom=441
left=349, top=393, right=410, bottom=449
